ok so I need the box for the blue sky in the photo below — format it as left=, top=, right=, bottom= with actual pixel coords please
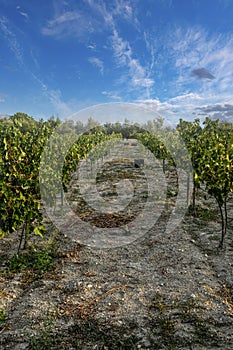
left=1, top=0, right=233, bottom=124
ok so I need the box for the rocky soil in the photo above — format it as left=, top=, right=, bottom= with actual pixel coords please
left=1, top=142, right=233, bottom=349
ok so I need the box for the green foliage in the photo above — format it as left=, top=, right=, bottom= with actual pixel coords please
left=0, top=308, right=6, bottom=324
left=177, top=118, right=202, bottom=186
left=177, top=117, right=233, bottom=247
left=0, top=114, right=58, bottom=243
left=7, top=245, right=57, bottom=274
left=1, top=112, right=233, bottom=249
left=0, top=112, right=122, bottom=251
left=40, top=121, right=122, bottom=210
left=29, top=309, right=60, bottom=350
left=148, top=293, right=223, bottom=348
left=192, top=205, right=218, bottom=221
left=134, top=131, right=169, bottom=162
left=62, top=129, right=121, bottom=190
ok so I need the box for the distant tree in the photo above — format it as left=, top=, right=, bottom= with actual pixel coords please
left=86, top=117, right=100, bottom=130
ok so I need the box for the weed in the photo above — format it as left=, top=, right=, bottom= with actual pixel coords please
left=148, top=293, right=224, bottom=348
left=69, top=319, right=140, bottom=350
left=166, top=189, right=178, bottom=197
left=7, top=244, right=57, bottom=275
left=188, top=204, right=218, bottom=221
left=29, top=309, right=60, bottom=350
left=0, top=308, right=6, bottom=324
left=29, top=316, right=140, bottom=350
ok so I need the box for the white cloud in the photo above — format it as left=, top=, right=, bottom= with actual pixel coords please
left=143, top=31, right=156, bottom=70
left=111, top=29, right=154, bottom=93
left=168, top=93, right=203, bottom=103
left=149, top=24, right=233, bottom=121
left=41, top=1, right=149, bottom=99
left=137, top=90, right=233, bottom=125
left=0, top=98, right=5, bottom=103
left=39, top=1, right=233, bottom=121
left=88, top=57, right=104, bottom=75
left=132, top=78, right=154, bottom=88
left=111, top=29, right=131, bottom=65
left=137, top=98, right=174, bottom=116
left=20, top=12, right=29, bottom=20
left=86, top=0, right=115, bottom=28
left=41, top=11, right=99, bottom=39
left=0, top=16, right=23, bottom=65
left=86, top=0, right=137, bottom=28
left=101, top=90, right=121, bottom=100
left=87, top=43, right=97, bottom=50
left=16, top=6, right=29, bottom=21
left=113, top=0, right=139, bottom=27
left=31, top=73, right=73, bottom=117
left=114, top=0, right=133, bottom=20
left=47, top=89, right=73, bottom=117
left=169, top=26, right=233, bottom=93
left=41, top=11, right=80, bottom=36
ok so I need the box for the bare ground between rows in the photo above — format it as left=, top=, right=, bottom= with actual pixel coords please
left=1, top=168, right=233, bottom=349
left=1, top=211, right=233, bottom=349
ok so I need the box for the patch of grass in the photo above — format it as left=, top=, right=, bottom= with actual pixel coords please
left=69, top=319, right=140, bottom=350
left=29, top=309, right=61, bottom=350
left=30, top=328, right=60, bottom=350
left=0, top=308, right=6, bottom=324
left=29, top=317, right=140, bottom=350
left=148, top=293, right=224, bottom=348
left=188, top=204, right=218, bottom=222
left=196, top=206, right=218, bottom=221
left=166, top=189, right=178, bottom=198
left=7, top=244, right=57, bottom=275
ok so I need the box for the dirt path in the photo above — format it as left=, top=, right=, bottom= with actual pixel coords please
left=1, top=208, right=233, bottom=349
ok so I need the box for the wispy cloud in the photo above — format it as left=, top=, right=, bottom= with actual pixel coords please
left=113, top=0, right=139, bottom=27
left=111, top=29, right=154, bottom=94
left=86, top=0, right=139, bottom=32
left=0, top=16, right=23, bottom=65
left=168, top=93, right=203, bottom=104
left=87, top=43, right=97, bottom=50
left=88, top=57, right=104, bottom=75
left=0, top=14, right=73, bottom=117
left=168, top=26, right=233, bottom=92
left=137, top=91, right=231, bottom=124
left=16, top=6, right=29, bottom=21
left=41, top=10, right=100, bottom=39
left=39, top=1, right=233, bottom=121
left=47, top=89, right=73, bottom=117
left=114, top=0, right=133, bottom=20
left=167, top=93, right=206, bottom=119
left=111, top=29, right=131, bottom=66
left=31, top=73, right=72, bottom=117
left=86, top=0, right=115, bottom=28
left=101, top=90, right=121, bottom=100
left=41, top=0, right=150, bottom=99
left=41, top=0, right=134, bottom=39
left=143, top=31, right=156, bottom=70
left=145, top=25, right=232, bottom=122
